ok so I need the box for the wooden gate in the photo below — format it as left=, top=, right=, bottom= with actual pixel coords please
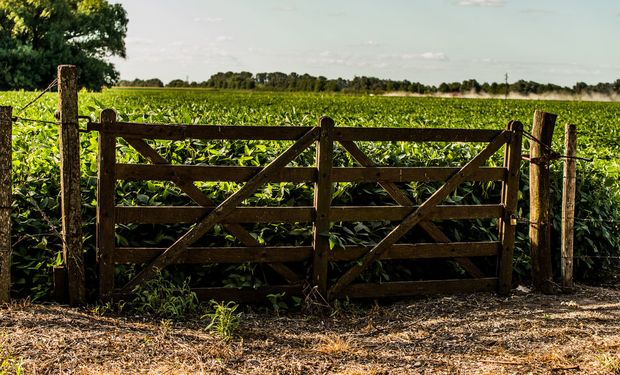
left=88, top=109, right=522, bottom=301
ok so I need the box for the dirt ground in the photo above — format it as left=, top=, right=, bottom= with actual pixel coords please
left=1, top=284, right=619, bottom=375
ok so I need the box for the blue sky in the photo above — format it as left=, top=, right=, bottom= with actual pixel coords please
left=109, top=0, right=620, bottom=86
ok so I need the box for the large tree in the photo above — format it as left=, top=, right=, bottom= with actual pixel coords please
left=0, top=0, right=127, bottom=90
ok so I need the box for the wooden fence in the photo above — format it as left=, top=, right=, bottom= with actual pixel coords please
left=86, top=109, right=523, bottom=302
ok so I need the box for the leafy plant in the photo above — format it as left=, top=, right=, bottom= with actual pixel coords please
left=127, top=270, right=199, bottom=319
left=202, top=300, right=240, bottom=340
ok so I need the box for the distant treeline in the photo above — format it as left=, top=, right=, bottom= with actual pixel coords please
left=117, top=72, right=620, bottom=96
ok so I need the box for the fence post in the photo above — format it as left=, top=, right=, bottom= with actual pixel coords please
left=530, top=110, right=557, bottom=294
left=498, top=121, right=523, bottom=295
left=561, top=124, right=577, bottom=290
left=58, top=65, right=86, bottom=305
left=0, top=107, right=12, bottom=303
left=97, top=109, right=117, bottom=298
left=312, top=116, right=334, bottom=298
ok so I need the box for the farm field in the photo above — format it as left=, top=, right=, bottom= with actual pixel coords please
left=0, top=89, right=619, bottom=299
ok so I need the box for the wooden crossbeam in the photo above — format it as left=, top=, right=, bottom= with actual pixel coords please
left=124, top=137, right=300, bottom=284
left=338, top=140, right=484, bottom=278
left=119, top=127, right=320, bottom=293
left=329, top=131, right=510, bottom=297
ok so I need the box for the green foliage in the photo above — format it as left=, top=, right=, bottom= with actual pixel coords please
left=2, top=89, right=620, bottom=300
left=201, top=300, right=240, bottom=340
left=126, top=271, right=199, bottom=319
left=0, top=0, right=127, bottom=90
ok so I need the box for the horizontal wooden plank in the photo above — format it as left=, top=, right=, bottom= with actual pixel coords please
left=335, top=128, right=505, bottom=142
left=337, top=278, right=498, bottom=298
left=115, top=246, right=313, bottom=264
left=114, top=241, right=498, bottom=264
left=329, top=204, right=503, bottom=222
left=116, top=165, right=506, bottom=183
left=115, top=206, right=313, bottom=224
left=192, top=285, right=303, bottom=303
left=330, top=241, right=499, bottom=261
left=333, top=167, right=506, bottom=182
left=88, top=121, right=504, bottom=143
left=117, top=164, right=316, bottom=182
left=87, top=121, right=315, bottom=140
left=110, top=285, right=304, bottom=303
left=114, top=205, right=503, bottom=224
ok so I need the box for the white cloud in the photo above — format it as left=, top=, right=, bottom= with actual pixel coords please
left=215, top=35, right=233, bottom=42
left=421, top=52, right=448, bottom=61
left=457, top=0, right=504, bottom=7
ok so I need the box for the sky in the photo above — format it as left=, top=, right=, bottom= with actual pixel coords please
left=108, top=0, right=620, bottom=86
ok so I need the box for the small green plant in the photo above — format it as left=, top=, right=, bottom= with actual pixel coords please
left=202, top=300, right=240, bottom=340
left=128, top=270, right=199, bottom=319
left=266, top=292, right=288, bottom=313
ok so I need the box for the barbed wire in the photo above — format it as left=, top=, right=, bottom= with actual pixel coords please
left=15, top=79, right=58, bottom=116
left=521, top=129, right=593, bottom=163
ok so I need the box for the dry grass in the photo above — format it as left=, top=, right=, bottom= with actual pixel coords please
left=1, top=284, right=619, bottom=374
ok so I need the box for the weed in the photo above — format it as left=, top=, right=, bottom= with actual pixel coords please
left=128, top=270, right=199, bottom=319
left=202, top=300, right=240, bottom=340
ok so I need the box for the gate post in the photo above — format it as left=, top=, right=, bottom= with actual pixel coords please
left=58, top=65, right=86, bottom=305
left=0, top=107, right=12, bottom=303
left=498, top=121, right=523, bottom=295
left=97, top=109, right=117, bottom=298
left=530, top=110, right=557, bottom=294
left=312, top=117, right=334, bottom=297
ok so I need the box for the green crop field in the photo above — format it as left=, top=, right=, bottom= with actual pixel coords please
left=1, top=89, right=619, bottom=300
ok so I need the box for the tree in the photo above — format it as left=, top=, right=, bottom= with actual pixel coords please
left=0, top=0, right=127, bottom=90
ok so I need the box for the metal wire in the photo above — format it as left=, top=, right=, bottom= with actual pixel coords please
left=15, top=79, right=58, bottom=115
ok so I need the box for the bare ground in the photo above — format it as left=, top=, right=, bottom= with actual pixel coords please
left=1, top=284, right=619, bottom=374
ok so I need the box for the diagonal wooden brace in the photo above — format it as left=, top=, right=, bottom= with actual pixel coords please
left=125, top=138, right=300, bottom=283
left=120, top=127, right=320, bottom=293
left=329, top=131, right=510, bottom=298
left=338, top=140, right=484, bottom=278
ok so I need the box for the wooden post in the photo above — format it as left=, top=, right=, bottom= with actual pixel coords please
left=97, top=109, right=117, bottom=298
left=58, top=65, right=86, bottom=305
left=497, top=121, right=523, bottom=295
left=529, top=110, right=557, bottom=294
left=312, top=117, right=334, bottom=297
left=0, top=107, right=12, bottom=303
left=561, top=124, right=577, bottom=290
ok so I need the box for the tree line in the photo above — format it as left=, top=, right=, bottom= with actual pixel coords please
left=118, top=72, right=620, bottom=97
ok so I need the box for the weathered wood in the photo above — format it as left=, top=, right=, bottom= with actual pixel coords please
left=0, top=106, right=12, bottom=303
left=561, top=124, right=577, bottom=289
left=312, top=117, right=335, bottom=296
left=530, top=111, right=557, bottom=294
left=115, top=164, right=506, bottom=183
left=111, top=285, right=304, bottom=304
left=114, top=204, right=504, bottom=224
left=335, top=128, right=502, bottom=142
left=115, top=246, right=314, bottom=264
left=53, top=266, right=68, bottom=303
left=97, top=109, right=117, bottom=298
left=124, top=137, right=300, bottom=284
left=337, top=278, right=498, bottom=298
left=120, top=127, right=321, bottom=293
left=88, top=122, right=314, bottom=140
left=114, top=241, right=499, bottom=264
left=338, top=140, right=485, bottom=278
left=87, top=121, right=502, bottom=143
left=497, top=121, right=523, bottom=295
left=329, top=131, right=510, bottom=298
left=58, top=65, right=85, bottom=305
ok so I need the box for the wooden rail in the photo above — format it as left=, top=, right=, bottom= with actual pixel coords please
left=93, top=110, right=523, bottom=301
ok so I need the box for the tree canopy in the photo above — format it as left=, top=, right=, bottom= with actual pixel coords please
left=0, top=0, right=127, bottom=90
